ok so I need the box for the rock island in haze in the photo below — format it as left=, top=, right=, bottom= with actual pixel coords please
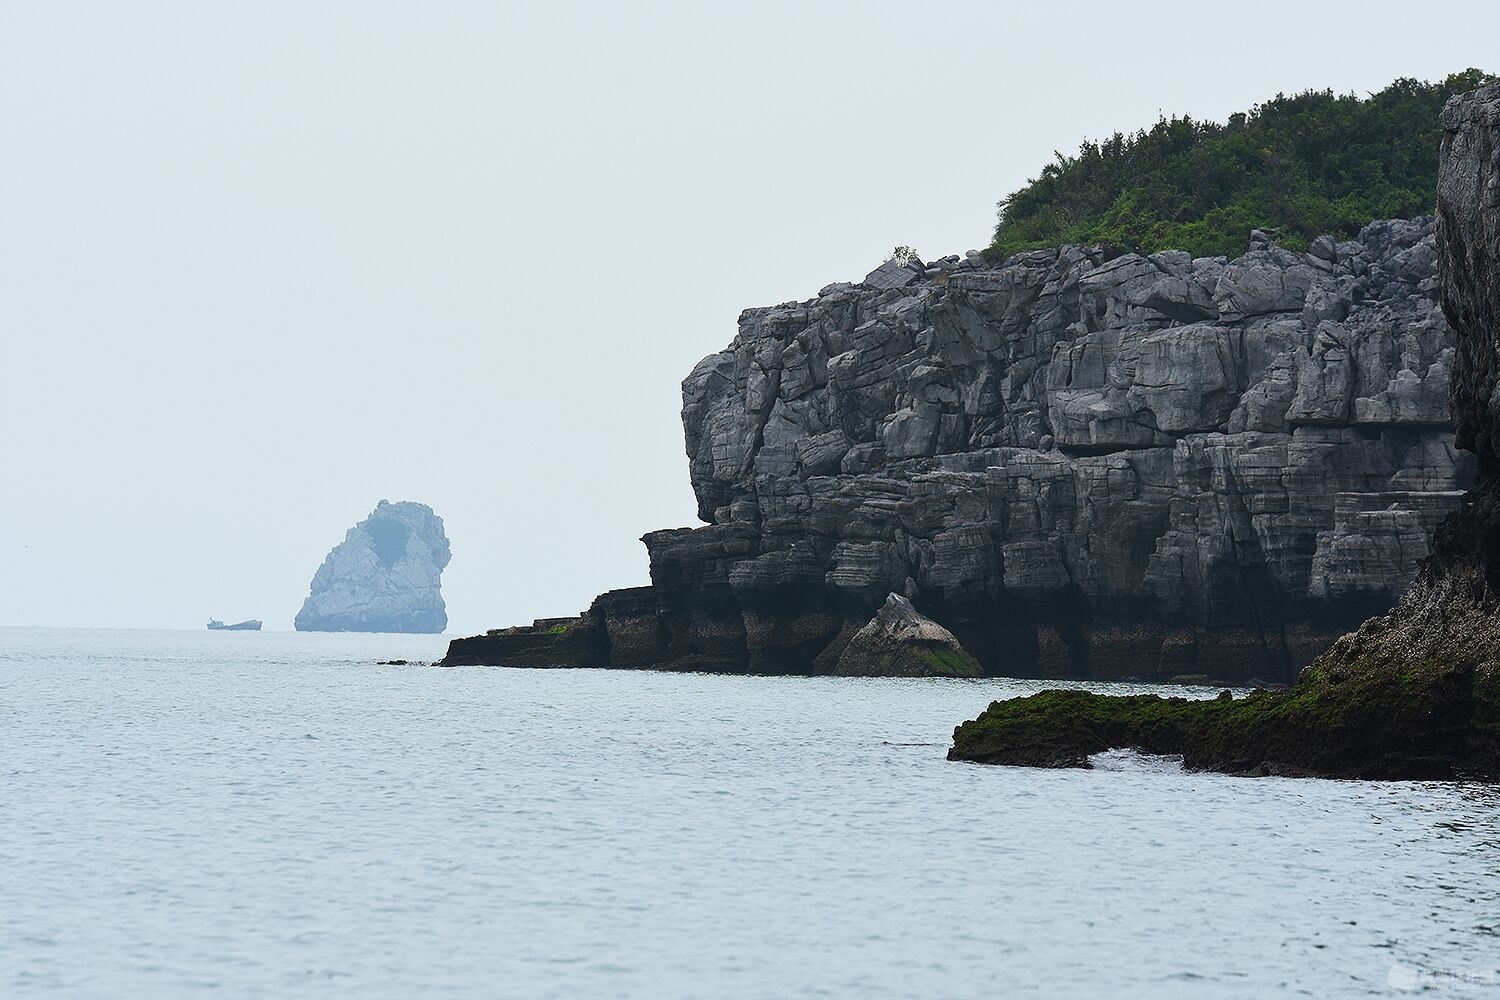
left=295, top=500, right=451, bottom=634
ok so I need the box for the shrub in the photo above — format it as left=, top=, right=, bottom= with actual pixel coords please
left=987, top=70, right=1495, bottom=261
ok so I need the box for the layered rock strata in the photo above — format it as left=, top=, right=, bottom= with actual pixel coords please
left=297, top=500, right=451, bottom=633
left=447, top=218, right=1471, bottom=679
left=949, top=81, right=1500, bottom=779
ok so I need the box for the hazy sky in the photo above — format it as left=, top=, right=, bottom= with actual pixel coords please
left=5, top=1, right=1499, bottom=632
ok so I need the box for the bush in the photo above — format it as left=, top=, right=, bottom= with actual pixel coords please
left=987, top=70, right=1494, bottom=261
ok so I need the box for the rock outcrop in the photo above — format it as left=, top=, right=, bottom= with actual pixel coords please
left=834, top=593, right=981, bottom=677
left=296, top=500, right=451, bottom=633
left=949, top=81, right=1500, bottom=780
left=446, top=215, right=1471, bottom=681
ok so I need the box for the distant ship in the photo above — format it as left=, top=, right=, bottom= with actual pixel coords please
left=207, top=619, right=262, bottom=631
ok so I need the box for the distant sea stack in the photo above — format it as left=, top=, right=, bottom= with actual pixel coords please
left=444, top=216, right=1470, bottom=680
left=295, top=500, right=450, bottom=634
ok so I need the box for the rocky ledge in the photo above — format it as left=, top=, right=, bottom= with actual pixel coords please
left=949, top=81, right=1500, bottom=779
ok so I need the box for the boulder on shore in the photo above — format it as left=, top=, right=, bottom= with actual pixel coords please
left=835, top=594, right=981, bottom=677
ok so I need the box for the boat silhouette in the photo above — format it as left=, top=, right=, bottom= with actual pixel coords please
left=207, top=619, right=262, bottom=631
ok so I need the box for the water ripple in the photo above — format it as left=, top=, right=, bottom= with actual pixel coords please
left=3, top=627, right=1500, bottom=998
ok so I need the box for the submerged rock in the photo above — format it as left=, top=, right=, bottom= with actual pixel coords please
left=950, top=81, right=1500, bottom=779
left=835, top=593, right=981, bottom=677
left=295, top=500, right=451, bottom=634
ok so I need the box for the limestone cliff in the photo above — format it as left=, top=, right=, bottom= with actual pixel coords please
left=446, top=218, right=1470, bottom=681
left=947, top=81, right=1500, bottom=779
left=1284, top=77, right=1500, bottom=765
left=296, top=500, right=450, bottom=634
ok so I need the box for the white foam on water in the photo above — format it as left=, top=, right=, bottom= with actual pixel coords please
left=1087, top=747, right=1187, bottom=773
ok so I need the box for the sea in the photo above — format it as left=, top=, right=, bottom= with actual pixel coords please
left=3, top=627, right=1499, bottom=998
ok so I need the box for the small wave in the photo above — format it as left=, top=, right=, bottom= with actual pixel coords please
left=1088, top=748, right=1186, bottom=773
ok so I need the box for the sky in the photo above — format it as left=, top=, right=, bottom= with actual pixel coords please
left=4, top=1, right=1500, bottom=632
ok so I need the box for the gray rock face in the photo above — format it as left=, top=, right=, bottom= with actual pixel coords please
left=1233, top=80, right=1500, bottom=780
left=445, top=218, right=1473, bottom=681
left=1307, top=491, right=1465, bottom=614
left=1439, top=83, right=1500, bottom=462
left=835, top=593, right=981, bottom=676
left=296, top=500, right=451, bottom=633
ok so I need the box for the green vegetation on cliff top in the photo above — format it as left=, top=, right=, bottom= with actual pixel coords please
left=921, top=647, right=982, bottom=678
left=987, top=70, right=1494, bottom=261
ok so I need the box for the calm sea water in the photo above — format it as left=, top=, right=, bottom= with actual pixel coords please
left=4, top=628, right=1499, bottom=998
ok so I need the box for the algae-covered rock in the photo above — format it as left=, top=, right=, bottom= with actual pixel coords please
left=948, top=644, right=1491, bottom=779
left=834, top=593, right=981, bottom=677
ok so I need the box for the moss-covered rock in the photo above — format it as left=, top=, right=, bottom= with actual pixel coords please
left=949, top=565, right=1500, bottom=779
left=949, top=673, right=1486, bottom=779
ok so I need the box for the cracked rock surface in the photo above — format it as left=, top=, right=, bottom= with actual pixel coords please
left=447, top=220, right=1471, bottom=681
left=949, top=84, right=1500, bottom=778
